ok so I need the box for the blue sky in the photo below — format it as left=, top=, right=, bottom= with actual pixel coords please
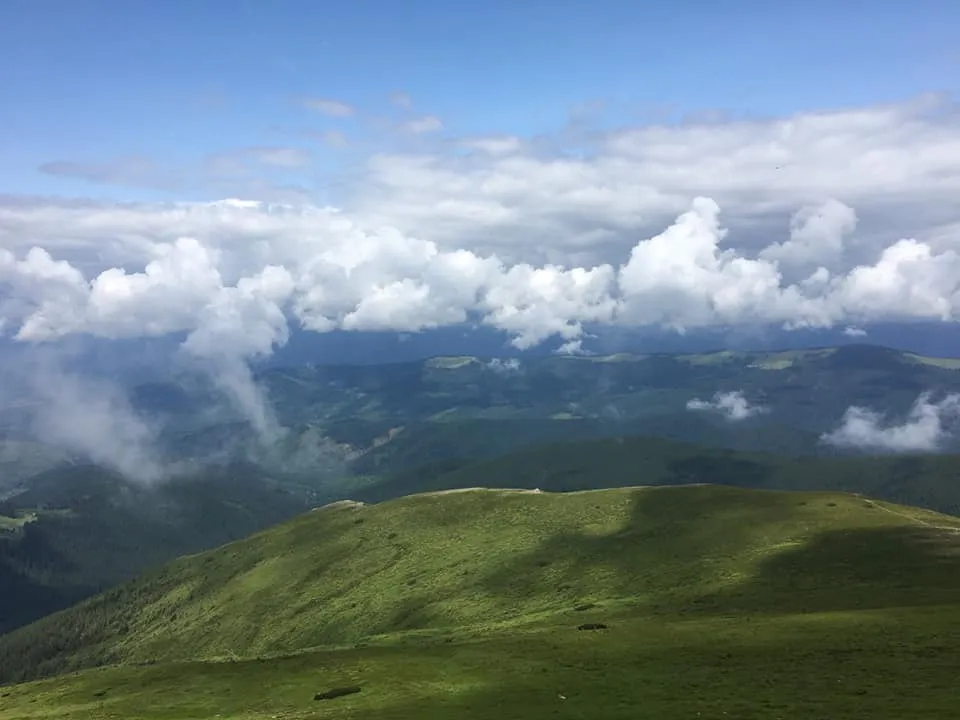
left=2, top=0, right=957, bottom=201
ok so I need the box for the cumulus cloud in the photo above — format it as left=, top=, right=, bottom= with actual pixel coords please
left=686, top=391, right=766, bottom=421
left=822, top=393, right=960, bottom=452
left=2, top=192, right=960, bottom=361
left=759, top=199, right=858, bottom=278
left=2, top=95, right=960, bottom=408
left=843, top=326, right=868, bottom=337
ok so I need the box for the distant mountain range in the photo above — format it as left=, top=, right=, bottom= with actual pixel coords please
left=121, top=342, right=960, bottom=473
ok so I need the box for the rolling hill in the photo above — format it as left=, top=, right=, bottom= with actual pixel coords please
left=5, top=431, right=960, bottom=640
left=1, top=484, right=959, bottom=719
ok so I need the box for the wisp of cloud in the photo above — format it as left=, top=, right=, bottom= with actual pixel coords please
left=26, top=358, right=167, bottom=483
left=687, top=391, right=766, bottom=421
left=822, top=392, right=960, bottom=453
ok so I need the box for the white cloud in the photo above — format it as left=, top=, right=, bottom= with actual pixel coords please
left=843, top=326, right=868, bottom=337
left=353, top=94, right=960, bottom=264
left=486, top=358, right=522, bottom=374
left=822, top=393, right=960, bottom=452
left=2, top=192, right=960, bottom=361
left=3, top=96, right=960, bottom=363
left=303, top=98, right=355, bottom=117
left=557, top=339, right=588, bottom=355
left=686, top=391, right=765, bottom=421
left=26, top=360, right=167, bottom=483
left=759, top=199, right=858, bottom=277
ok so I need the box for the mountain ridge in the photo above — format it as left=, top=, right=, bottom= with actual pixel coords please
left=3, top=483, right=960, bottom=688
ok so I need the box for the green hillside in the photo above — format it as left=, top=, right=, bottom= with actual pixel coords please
left=358, top=435, right=960, bottom=516
left=2, top=485, right=960, bottom=719
left=5, top=432, right=960, bottom=641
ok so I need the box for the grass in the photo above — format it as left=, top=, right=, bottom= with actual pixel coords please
left=2, top=485, right=960, bottom=718
left=3, top=606, right=959, bottom=719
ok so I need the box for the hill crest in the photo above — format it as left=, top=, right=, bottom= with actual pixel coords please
left=3, top=483, right=960, bottom=687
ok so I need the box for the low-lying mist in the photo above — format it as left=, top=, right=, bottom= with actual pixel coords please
left=0, top=341, right=350, bottom=489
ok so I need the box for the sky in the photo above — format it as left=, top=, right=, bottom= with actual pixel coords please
left=2, top=0, right=960, bottom=367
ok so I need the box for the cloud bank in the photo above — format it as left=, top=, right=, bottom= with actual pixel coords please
left=686, top=391, right=765, bottom=421
left=4, top=95, right=960, bottom=362
left=2, top=194, right=959, bottom=363
left=822, top=393, right=960, bottom=452
left=3, top=94, right=960, bottom=478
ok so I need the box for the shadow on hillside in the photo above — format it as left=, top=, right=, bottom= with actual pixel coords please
left=479, top=486, right=797, bottom=613
left=694, top=524, right=960, bottom=615
left=479, top=486, right=960, bottom=617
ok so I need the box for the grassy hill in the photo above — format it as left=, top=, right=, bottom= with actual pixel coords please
left=6, top=432, right=960, bottom=641
left=5, top=430, right=960, bottom=642
left=357, top=435, right=960, bottom=516
left=2, top=485, right=960, bottom=718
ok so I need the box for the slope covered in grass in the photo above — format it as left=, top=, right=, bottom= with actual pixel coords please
left=5, top=603, right=960, bottom=720
left=3, top=484, right=960, bottom=689
left=356, top=435, right=960, bottom=515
